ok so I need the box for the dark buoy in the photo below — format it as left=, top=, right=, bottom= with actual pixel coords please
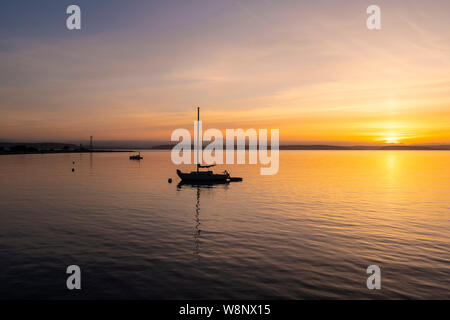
left=72, top=168, right=75, bottom=172
left=168, top=178, right=172, bottom=183
left=72, top=161, right=75, bottom=165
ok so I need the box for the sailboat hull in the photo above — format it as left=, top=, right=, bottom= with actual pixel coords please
left=177, top=169, right=229, bottom=182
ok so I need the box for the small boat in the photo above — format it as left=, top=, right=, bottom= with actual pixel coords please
left=129, top=152, right=143, bottom=160
left=176, top=107, right=242, bottom=184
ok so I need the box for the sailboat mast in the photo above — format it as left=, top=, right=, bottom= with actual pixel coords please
left=197, top=107, right=200, bottom=172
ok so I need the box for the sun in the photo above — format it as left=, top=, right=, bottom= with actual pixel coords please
left=384, top=137, right=401, bottom=144
left=375, top=131, right=405, bottom=144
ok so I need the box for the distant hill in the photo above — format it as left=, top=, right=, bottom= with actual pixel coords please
left=148, top=144, right=450, bottom=150
left=2, top=141, right=449, bottom=153
left=0, top=142, right=132, bottom=155
left=0, top=142, right=78, bottom=150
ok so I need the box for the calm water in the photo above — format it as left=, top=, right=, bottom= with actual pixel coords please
left=0, top=151, right=449, bottom=299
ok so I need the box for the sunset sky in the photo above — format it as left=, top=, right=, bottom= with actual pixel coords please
left=1, top=0, right=449, bottom=144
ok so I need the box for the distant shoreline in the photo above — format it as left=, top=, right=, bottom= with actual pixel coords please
left=0, top=150, right=134, bottom=156
left=1, top=141, right=450, bottom=154
left=0, top=142, right=135, bottom=155
left=146, top=144, right=450, bottom=151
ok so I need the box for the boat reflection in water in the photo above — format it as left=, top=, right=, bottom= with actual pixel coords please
left=177, top=181, right=231, bottom=257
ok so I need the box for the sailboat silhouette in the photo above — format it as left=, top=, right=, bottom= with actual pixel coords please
left=176, top=107, right=242, bottom=184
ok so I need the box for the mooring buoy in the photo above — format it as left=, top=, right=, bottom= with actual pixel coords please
left=168, top=178, right=172, bottom=183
